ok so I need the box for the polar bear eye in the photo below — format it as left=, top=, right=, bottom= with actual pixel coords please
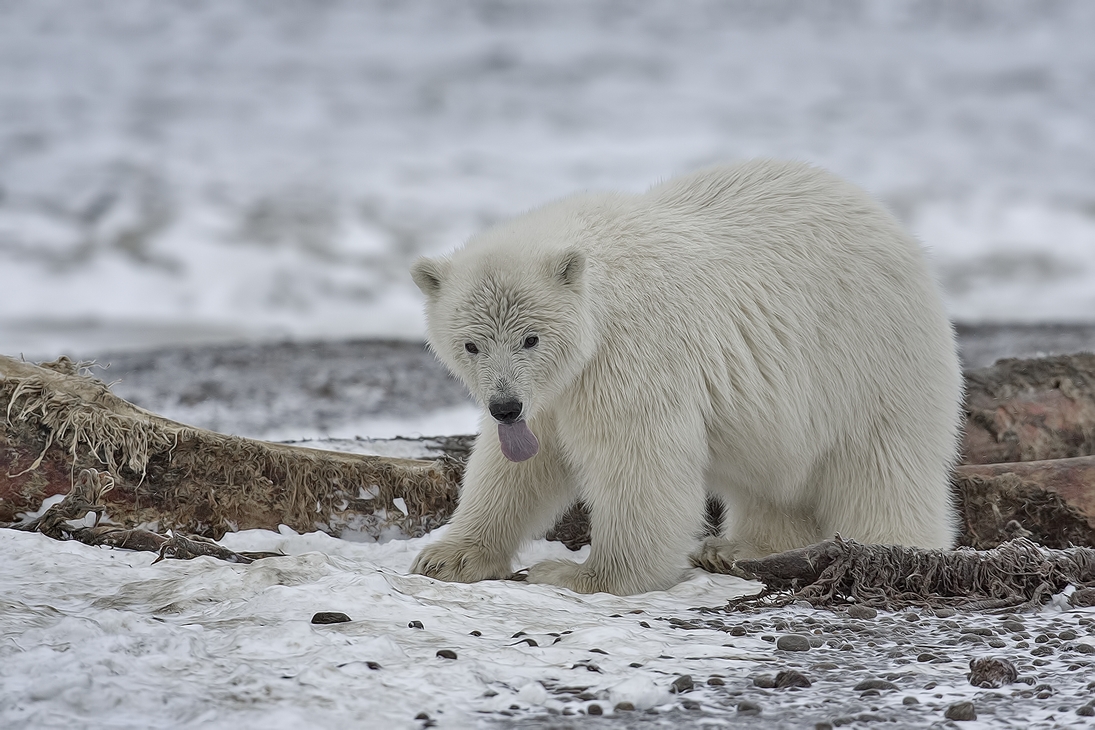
left=523, top=335, right=539, bottom=349
left=464, top=342, right=479, bottom=355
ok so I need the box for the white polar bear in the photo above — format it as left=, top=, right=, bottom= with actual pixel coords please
left=409, top=160, right=963, bottom=596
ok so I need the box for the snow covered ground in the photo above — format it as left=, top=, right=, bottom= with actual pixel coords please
left=3, top=0, right=1095, bottom=358
left=4, top=524, right=1094, bottom=729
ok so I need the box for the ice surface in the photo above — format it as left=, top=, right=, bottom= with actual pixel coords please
left=3, top=0, right=1095, bottom=357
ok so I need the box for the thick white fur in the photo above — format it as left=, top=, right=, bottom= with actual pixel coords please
left=409, top=160, right=963, bottom=596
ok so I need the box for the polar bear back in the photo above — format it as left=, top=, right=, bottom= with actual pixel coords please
left=548, top=160, right=960, bottom=509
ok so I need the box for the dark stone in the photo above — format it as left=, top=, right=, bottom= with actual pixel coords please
left=854, top=679, right=898, bottom=691
left=587, top=704, right=602, bottom=715
left=470, top=630, right=481, bottom=636
left=707, top=677, right=725, bottom=686
left=409, top=620, right=424, bottom=629
left=366, top=661, right=381, bottom=670
left=614, top=702, right=635, bottom=711
left=753, top=674, right=776, bottom=688
left=1031, top=645, right=1054, bottom=657
left=1069, top=587, right=1095, bottom=607
left=415, top=712, right=430, bottom=720
left=1001, top=620, right=1026, bottom=633
left=846, top=605, right=877, bottom=619
left=969, top=657, right=1018, bottom=688
left=671, top=675, right=694, bottom=694
left=1074, top=643, right=1095, bottom=655
left=1077, top=705, right=1095, bottom=717
left=1059, top=630, right=1078, bottom=640
left=311, top=612, right=351, bottom=624
left=816, top=723, right=833, bottom=730
left=737, top=701, right=761, bottom=715
left=775, top=670, right=812, bottom=688
left=902, top=696, right=919, bottom=705
left=436, top=649, right=457, bottom=659
left=777, top=634, right=812, bottom=652
left=917, top=653, right=937, bottom=662
left=730, top=626, right=747, bottom=636
left=945, top=701, right=977, bottom=721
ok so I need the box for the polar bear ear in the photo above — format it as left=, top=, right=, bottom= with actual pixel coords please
left=554, top=248, right=585, bottom=287
left=410, top=256, right=450, bottom=298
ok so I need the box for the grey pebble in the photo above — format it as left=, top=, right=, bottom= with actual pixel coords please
left=436, top=649, right=457, bottom=660
left=902, top=696, right=919, bottom=705
left=1074, top=643, right=1095, bottom=655
left=776, top=634, right=812, bottom=652
left=969, top=657, right=1018, bottom=688
left=737, top=701, right=762, bottom=715
left=408, top=620, right=424, bottom=629
left=945, top=701, right=977, bottom=721
left=753, top=674, right=776, bottom=689
left=775, top=669, right=812, bottom=688
left=614, top=702, right=635, bottom=712
left=854, top=679, right=898, bottom=691
left=846, top=605, right=877, bottom=619
left=671, top=675, right=694, bottom=694
left=587, top=703, right=603, bottom=715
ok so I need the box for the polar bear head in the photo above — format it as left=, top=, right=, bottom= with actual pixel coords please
left=410, top=207, right=600, bottom=461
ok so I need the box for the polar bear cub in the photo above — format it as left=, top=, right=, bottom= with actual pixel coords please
left=409, top=160, right=962, bottom=595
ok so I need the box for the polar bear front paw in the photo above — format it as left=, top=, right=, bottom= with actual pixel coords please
left=525, top=559, right=604, bottom=594
left=410, top=539, right=512, bottom=583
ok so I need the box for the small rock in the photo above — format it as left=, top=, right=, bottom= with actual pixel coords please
left=470, top=630, right=481, bottom=636
left=1068, top=587, right=1095, bottom=607
left=968, top=657, right=1018, bottom=688
left=945, top=701, right=977, bottom=721
left=614, top=702, right=635, bottom=712
left=1030, top=645, right=1054, bottom=657
left=366, top=661, right=381, bottom=670
left=847, top=605, right=877, bottom=619
left=816, top=723, right=833, bottom=730
left=1059, top=630, right=1078, bottom=640
left=1077, top=704, right=1095, bottom=717
left=409, top=620, right=424, bottom=629
left=737, top=701, right=761, bottom=715
left=1001, top=620, right=1026, bottom=633
left=902, top=696, right=919, bottom=705
left=775, top=669, right=812, bottom=688
left=707, top=677, right=725, bottom=686
left=415, top=713, right=430, bottom=721
left=311, top=612, right=351, bottom=624
left=903, top=612, right=920, bottom=622
left=1074, top=643, right=1095, bottom=655
left=587, top=703, right=602, bottom=715
left=670, top=675, right=694, bottom=694
left=776, top=634, right=812, bottom=652
left=730, top=625, right=747, bottom=636
left=934, top=607, right=956, bottom=618
left=916, top=653, right=937, bottom=662
left=854, top=679, right=898, bottom=691
left=436, top=649, right=457, bottom=660
left=753, top=674, right=776, bottom=688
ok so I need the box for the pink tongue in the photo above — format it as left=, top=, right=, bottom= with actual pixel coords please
left=497, top=421, right=539, bottom=462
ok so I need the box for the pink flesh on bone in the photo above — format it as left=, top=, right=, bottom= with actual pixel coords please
left=497, top=420, right=539, bottom=462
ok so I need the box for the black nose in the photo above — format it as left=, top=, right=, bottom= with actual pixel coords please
left=489, top=398, right=523, bottom=424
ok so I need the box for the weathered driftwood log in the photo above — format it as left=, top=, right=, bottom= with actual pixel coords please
left=962, top=353, right=1095, bottom=464
left=723, top=537, right=1095, bottom=611
left=1, top=355, right=461, bottom=540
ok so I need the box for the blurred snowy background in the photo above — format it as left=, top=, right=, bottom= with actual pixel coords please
left=2, top=0, right=1094, bottom=358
